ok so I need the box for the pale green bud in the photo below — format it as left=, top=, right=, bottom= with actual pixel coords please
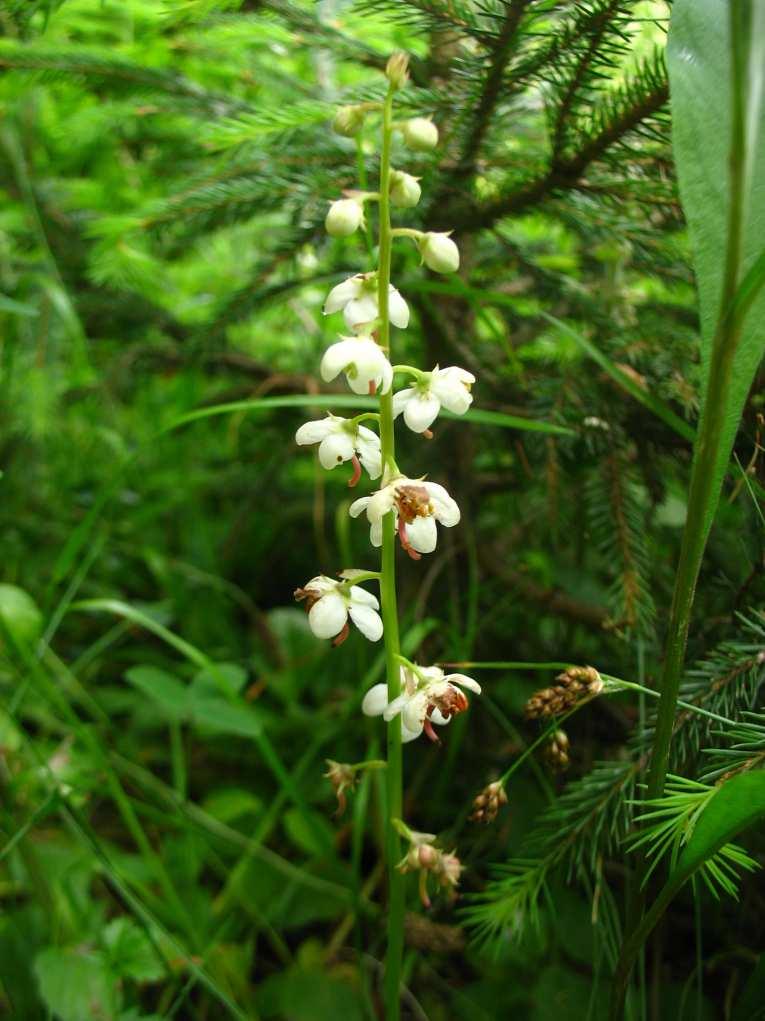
left=402, top=117, right=438, bottom=151
left=332, top=105, right=365, bottom=138
left=325, top=198, right=364, bottom=237
left=386, top=52, right=410, bottom=91
left=389, top=170, right=421, bottom=208
left=419, top=231, right=459, bottom=274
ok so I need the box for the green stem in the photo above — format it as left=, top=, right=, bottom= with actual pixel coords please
left=377, top=83, right=404, bottom=1021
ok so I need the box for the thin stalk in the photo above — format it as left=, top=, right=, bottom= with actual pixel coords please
left=377, top=83, right=404, bottom=1021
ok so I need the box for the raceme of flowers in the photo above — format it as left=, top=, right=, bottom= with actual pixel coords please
left=294, top=54, right=480, bottom=754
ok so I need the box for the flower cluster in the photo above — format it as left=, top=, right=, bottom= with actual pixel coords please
left=524, top=666, right=604, bottom=719
left=469, top=780, right=508, bottom=825
left=293, top=49, right=481, bottom=748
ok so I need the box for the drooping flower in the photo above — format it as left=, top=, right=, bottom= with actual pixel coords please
left=401, top=117, right=438, bottom=151
left=362, top=664, right=480, bottom=743
left=419, top=231, right=459, bottom=273
left=320, top=335, right=393, bottom=395
left=393, top=365, right=475, bottom=434
left=349, top=476, right=459, bottom=558
left=294, top=572, right=382, bottom=645
left=391, top=819, right=463, bottom=907
left=323, top=273, right=409, bottom=333
left=325, top=197, right=364, bottom=237
left=295, top=413, right=381, bottom=485
left=389, top=170, right=421, bottom=208
left=332, top=105, right=365, bottom=137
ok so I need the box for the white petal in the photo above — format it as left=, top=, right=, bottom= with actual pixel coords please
left=323, top=275, right=362, bottom=315
left=362, top=683, right=389, bottom=717
left=318, top=431, right=355, bottom=469
left=402, top=693, right=428, bottom=734
left=349, top=603, right=383, bottom=641
left=295, top=418, right=336, bottom=445
left=383, top=693, right=408, bottom=721
left=429, top=707, right=452, bottom=726
left=402, top=392, right=441, bottom=433
left=355, top=427, right=382, bottom=480
left=320, top=338, right=358, bottom=382
left=348, top=585, right=379, bottom=609
left=301, top=575, right=335, bottom=596
left=405, top=515, right=438, bottom=554
left=401, top=719, right=423, bottom=742
left=344, top=293, right=379, bottom=332
left=445, top=673, right=481, bottom=694
left=392, top=388, right=414, bottom=419
left=369, top=520, right=383, bottom=547
left=349, top=496, right=371, bottom=518
left=388, top=287, right=410, bottom=328
left=368, top=485, right=396, bottom=522
left=379, top=357, right=393, bottom=395
left=307, top=591, right=348, bottom=639
left=430, top=366, right=475, bottom=415
left=424, top=482, right=460, bottom=527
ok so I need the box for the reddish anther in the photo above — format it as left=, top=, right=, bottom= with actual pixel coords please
left=347, top=454, right=362, bottom=488
left=397, top=517, right=422, bottom=560
left=422, top=428, right=434, bottom=440
left=368, top=379, right=377, bottom=396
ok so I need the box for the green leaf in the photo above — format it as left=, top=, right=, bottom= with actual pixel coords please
left=667, top=0, right=765, bottom=537
left=191, top=661, right=248, bottom=699
left=732, top=953, right=765, bottom=1021
left=34, top=946, right=117, bottom=1021
left=283, top=808, right=336, bottom=858
left=124, top=666, right=190, bottom=721
left=103, top=917, right=164, bottom=984
left=190, top=695, right=263, bottom=740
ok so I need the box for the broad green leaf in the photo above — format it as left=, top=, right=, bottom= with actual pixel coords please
left=103, top=917, right=164, bottom=984
left=667, top=0, right=765, bottom=540
left=732, top=953, right=765, bottom=1021
left=191, top=661, right=248, bottom=699
left=124, top=666, right=190, bottom=721
left=190, top=695, right=263, bottom=740
left=34, top=946, right=117, bottom=1021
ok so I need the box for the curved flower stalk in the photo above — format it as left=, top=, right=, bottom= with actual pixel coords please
left=293, top=52, right=476, bottom=1021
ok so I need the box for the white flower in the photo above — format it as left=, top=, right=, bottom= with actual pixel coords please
left=320, top=335, right=393, bottom=395
left=389, top=170, right=421, bottom=208
left=295, top=413, right=381, bottom=484
left=325, top=198, right=364, bottom=237
left=362, top=665, right=480, bottom=743
left=401, top=117, right=439, bottom=151
left=323, top=273, right=409, bottom=333
left=419, top=232, right=459, bottom=274
left=295, top=573, right=382, bottom=645
left=349, top=476, right=460, bottom=558
left=393, top=365, right=475, bottom=433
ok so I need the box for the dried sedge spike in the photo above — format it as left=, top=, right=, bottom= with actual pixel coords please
left=524, top=666, right=603, bottom=719
left=469, top=780, right=508, bottom=824
left=543, top=729, right=570, bottom=772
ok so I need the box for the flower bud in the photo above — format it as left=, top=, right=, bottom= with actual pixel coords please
left=386, top=52, right=410, bottom=91
left=419, top=231, right=459, bottom=274
left=325, top=198, right=363, bottom=238
left=332, top=105, right=365, bottom=138
left=402, top=117, right=438, bottom=151
left=389, top=170, right=421, bottom=208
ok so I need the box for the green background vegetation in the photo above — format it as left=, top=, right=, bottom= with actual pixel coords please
left=0, top=2, right=763, bottom=1019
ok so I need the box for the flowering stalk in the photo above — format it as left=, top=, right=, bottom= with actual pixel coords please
left=376, top=78, right=406, bottom=1021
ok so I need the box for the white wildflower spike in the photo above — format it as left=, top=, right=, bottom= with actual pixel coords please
left=349, top=476, right=460, bottom=558
left=295, top=413, right=381, bottom=486
left=362, top=665, right=480, bottom=743
left=389, top=170, right=421, bottom=208
left=320, top=335, right=393, bottom=395
left=419, top=231, right=459, bottom=274
left=401, top=117, right=438, bottom=151
left=294, top=574, right=382, bottom=646
left=325, top=198, right=364, bottom=237
left=324, top=273, right=409, bottom=333
left=393, top=365, right=475, bottom=434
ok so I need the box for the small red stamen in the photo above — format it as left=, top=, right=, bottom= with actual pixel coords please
left=419, top=871, right=432, bottom=909
left=422, top=428, right=434, bottom=440
left=368, top=379, right=377, bottom=396
left=423, top=714, right=440, bottom=743
left=332, top=620, right=350, bottom=647
left=348, top=454, right=362, bottom=488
